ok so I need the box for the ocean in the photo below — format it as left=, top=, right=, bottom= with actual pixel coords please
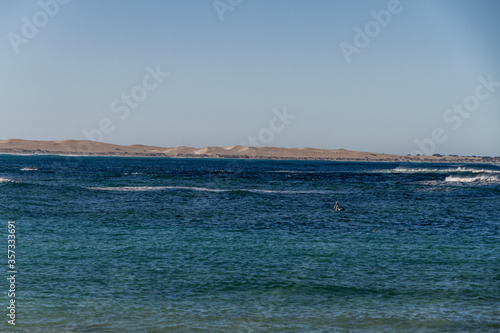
left=1, top=155, right=499, bottom=332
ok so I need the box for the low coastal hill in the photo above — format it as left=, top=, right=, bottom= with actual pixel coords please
left=0, top=139, right=498, bottom=163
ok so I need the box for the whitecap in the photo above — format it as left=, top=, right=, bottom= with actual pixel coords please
left=20, top=167, right=38, bottom=171
left=246, top=189, right=331, bottom=194
left=268, top=170, right=325, bottom=174
left=444, top=175, right=500, bottom=183
left=87, top=185, right=331, bottom=194
left=455, top=167, right=500, bottom=174
left=386, top=166, right=500, bottom=174
left=373, top=167, right=446, bottom=174
left=87, top=186, right=229, bottom=192
left=88, top=186, right=167, bottom=192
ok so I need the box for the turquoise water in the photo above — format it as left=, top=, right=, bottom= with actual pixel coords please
left=1, top=155, right=499, bottom=332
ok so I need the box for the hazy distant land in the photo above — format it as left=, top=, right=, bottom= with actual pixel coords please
left=0, top=139, right=498, bottom=163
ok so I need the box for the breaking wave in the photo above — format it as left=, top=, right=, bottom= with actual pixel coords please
left=387, top=166, right=500, bottom=174
left=87, top=186, right=331, bottom=194
left=269, top=170, right=326, bottom=174
left=20, top=167, right=38, bottom=171
left=444, top=175, right=500, bottom=183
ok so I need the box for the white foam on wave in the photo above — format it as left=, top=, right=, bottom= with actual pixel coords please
left=0, top=177, right=16, bottom=183
left=170, top=186, right=226, bottom=192
left=372, top=167, right=448, bottom=174
left=20, top=167, right=38, bottom=171
left=445, top=175, right=500, bottom=183
left=87, top=186, right=231, bottom=192
left=87, top=186, right=330, bottom=194
left=247, top=189, right=330, bottom=194
left=89, top=186, right=168, bottom=192
left=455, top=167, right=500, bottom=174
left=387, top=166, right=500, bottom=174
left=269, top=170, right=325, bottom=174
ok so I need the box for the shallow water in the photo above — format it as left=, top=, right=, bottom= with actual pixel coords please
left=1, top=155, right=499, bottom=332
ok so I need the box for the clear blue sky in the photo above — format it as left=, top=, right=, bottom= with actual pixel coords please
left=1, top=0, right=499, bottom=156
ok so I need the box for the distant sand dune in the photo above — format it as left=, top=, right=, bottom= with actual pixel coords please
left=0, top=139, right=497, bottom=163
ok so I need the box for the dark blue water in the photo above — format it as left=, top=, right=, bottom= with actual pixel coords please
left=1, top=155, right=499, bottom=332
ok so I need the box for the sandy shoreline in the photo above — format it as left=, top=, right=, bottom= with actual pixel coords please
left=0, top=139, right=498, bottom=163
